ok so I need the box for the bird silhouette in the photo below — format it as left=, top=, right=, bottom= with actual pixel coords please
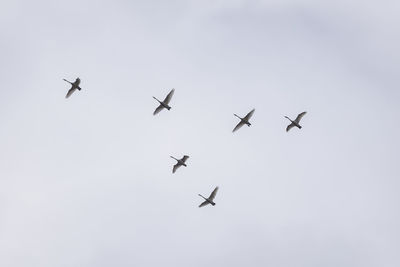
left=233, top=109, right=255, bottom=132
left=63, top=78, right=81, bottom=98
left=198, top=186, right=219, bottom=207
left=153, top=89, right=175, bottom=115
left=170, top=155, right=189, bottom=173
left=285, top=111, right=307, bottom=132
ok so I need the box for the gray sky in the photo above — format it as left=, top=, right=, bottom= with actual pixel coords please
left=0, top=0, right=399, bottom=266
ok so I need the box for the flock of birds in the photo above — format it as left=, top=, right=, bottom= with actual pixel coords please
left=63, top=77, right=307, bottom=208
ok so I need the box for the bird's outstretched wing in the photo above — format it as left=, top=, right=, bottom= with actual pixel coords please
left=172, top=163, right=181, bottom=173
left=286, top=123, right=295, bottom=132
left=66, top=87, right=76, bottom=98
left=181, top=155, right=189, bottom=163
left=199, top=200, right=209, bottom=208
left=153, top=104, right=164, bottom=115
left=233, top=121, right=245, bottom=132
left=163, top=88, right=175, bottom=104
left=208, top=186, right=219, bottom=201
left=295, top=111, right=307, bottom=123
left=243, top=109, right=255, bottom=121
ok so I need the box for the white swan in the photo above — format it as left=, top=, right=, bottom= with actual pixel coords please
left=153, top=88, right=175, bottom=115
left=198, top=186, right=219, bottom=207
left=170, top=155, right=189, bottom=173
left=285, top=111, right=307, bottom=132
left=233, top=109, right=255, bottom=132
left=63, top=78, right=81, bottom=98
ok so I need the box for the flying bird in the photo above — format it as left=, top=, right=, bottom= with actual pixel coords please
left=63, top=77, right=82, bottom=98
left=233, top=109, right=255, bottom=132
left=153, top=88, right=175, bottom=115
left=198, top=186, right=219, bottom=208
left=285, top=111, right=307, bottom=132
left=170, top=155, right=189, bottom=173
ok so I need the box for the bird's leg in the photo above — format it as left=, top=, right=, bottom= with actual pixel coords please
left=170, top=156, right=178, bottom=161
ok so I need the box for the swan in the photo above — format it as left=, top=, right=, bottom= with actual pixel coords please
left=170, top=155, right=189, bottom=173
left=198, top=186, right=219, bottom=207
left=63, top=78, right=81, bottom=98
left=153, top=88, right=175, bottom=115
left=233, top=109, right=255, bottom=132
left=285, top=111, right=307, bottom=132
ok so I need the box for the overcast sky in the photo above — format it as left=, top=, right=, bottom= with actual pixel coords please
left=0, top=0, right=399, bottom=266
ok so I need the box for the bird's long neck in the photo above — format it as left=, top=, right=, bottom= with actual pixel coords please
left=284, top=116, right=293, bottom=123
left=153, top=96, right=162, bottom=103
left=170, top=156, right=178, bottom=161
left=198, top=194, right=207, bottom=200
left=234, top=114, right=242, bottom=120
left=63, top=79, right=72, bottom=85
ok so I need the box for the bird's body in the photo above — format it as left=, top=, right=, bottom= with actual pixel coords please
left=63, top=78, right=81, bottom=98
left=153, top=88, right=175, bottom=115
left=285, top=111, right=307, bottom=132
left=170, top=155, right=189, bottom=173
left=199, top=186, right=219, bottom=207
left=233, top=109, right=255, bottom=132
